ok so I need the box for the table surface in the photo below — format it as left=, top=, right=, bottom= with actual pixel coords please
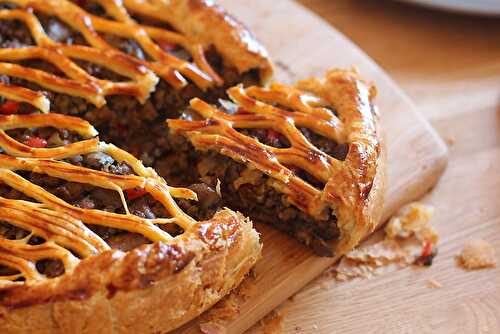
left=250, top=1, right=500, bottom=333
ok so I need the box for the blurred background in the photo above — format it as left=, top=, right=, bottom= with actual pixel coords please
left=296, top=0, right=500, bottom=155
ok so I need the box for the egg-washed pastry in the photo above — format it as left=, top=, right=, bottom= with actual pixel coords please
left=0, top=0, right=386, bottom=332
left=0, top=0, right=269, bottom=332
left=0, top=113, right=261, bottom=334
left=168, top=69, right=386, bottom=257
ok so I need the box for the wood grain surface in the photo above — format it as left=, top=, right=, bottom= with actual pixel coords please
left=174, top=0, right=455, bottom=333
left=249, top=1, right=499, bottom=333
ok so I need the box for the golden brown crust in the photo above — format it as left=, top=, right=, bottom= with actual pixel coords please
left=168, top=69, right=386, bottom=256
left=0, top=113, right=261, bottom=333
left=0, top=0, right=272, bottom=110
left=124, top=0, right=273, bottom=83
left=0, top=210, right=261, bottom=334
left=0, top=1, right=270, bottom=331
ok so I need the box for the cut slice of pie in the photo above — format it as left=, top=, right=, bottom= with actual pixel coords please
left=0, top=113, right=261, bottom=333
left=168, top=69, right=386, bottom=257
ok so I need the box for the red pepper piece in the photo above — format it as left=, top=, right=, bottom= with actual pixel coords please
left=0, top=100, right=20, bottom=114
left=421, top=240, right=433, bottom=257
left=24, top=136, right=47, bottom=148
left=235, top=107, right=251, bottom=115
left=157, top=40, right=177, bottom=52
left=266, top=129, right=281, bottom=142
left=125, top=187, right=148, bottom=201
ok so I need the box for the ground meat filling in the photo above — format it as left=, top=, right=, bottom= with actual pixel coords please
left=0, top=6, right=261, bottom=165
left=0, top=17, right=33, bottom=48
left=6, top=126, right=83, bottom=148
left=0, top=16, right=260, bottom=164
left=299, top=127, right=349, bottom=161
left=238, top=128, right=291, bottom=149
left=0, top=125, right=190, bottom=277
left=167, top=133, right=341, bottom=256
left=0, top=167, right=182, bottom=277
left=16, top=165, right=183, bottom=248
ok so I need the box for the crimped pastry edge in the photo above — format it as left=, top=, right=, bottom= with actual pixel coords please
left=298, top=69, right=387, bottom=257
left=0, top=209, right=261, bottom=334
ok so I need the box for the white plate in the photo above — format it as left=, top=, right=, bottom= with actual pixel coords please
left=400, top=0, right=500, bottom=16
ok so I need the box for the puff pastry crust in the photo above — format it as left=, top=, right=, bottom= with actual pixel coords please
left=0, top=0, right=268, bottom=332
left=0, top=113, right=261, bottom=334
left=168, top=69, right=386, bottom=256
left=0, top=0, right=385, bottom=332
left=0, top=0, right=272, bottom=107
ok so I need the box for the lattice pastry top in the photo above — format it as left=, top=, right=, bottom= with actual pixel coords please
left=0, top=112, right=261, bottom=333
left=168, top=69, right=386, bottom=256
left=0, top=0, right=272, bottom=109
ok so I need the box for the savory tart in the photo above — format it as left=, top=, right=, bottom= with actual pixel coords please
left=168, top=69, right=386, bottom=257
left=0, top=0, right=269, bottom=332
left=0, top=0, right=386, bottom=331
left=0, top=113, right=261, bottom=333
left=0, top=0, right=272, bottom=171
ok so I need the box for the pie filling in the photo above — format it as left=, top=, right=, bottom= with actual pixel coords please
left=162, top=104, right=347, bottom=256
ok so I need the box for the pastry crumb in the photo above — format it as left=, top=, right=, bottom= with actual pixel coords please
left=427, top=278, right=442, bottom=288
left=385, top=202, right=438, bottom=244
left=335, top=202, right=438, bottom=281
left=312, top=324, right=319, bottom=330
left=459, top=238, right=497, bottom=270
left=445, top=136, right=455, bottom=146
left=260, top=310, right=284, bottom=334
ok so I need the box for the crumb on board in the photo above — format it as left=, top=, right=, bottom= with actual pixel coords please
left=445, top=136, right=455, bottom=146
left=459, top=238, right=497, bottom=270
left=385, top=202, right=438, bottom=244
left=427, top=278, right=442, bottom=288
left=260, top=310, right=284, bottom=334
left=335, top=202, right=439, bottom=281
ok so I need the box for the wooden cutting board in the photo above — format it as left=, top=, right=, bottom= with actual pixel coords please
left=175, top=0, right=449, bottom=332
